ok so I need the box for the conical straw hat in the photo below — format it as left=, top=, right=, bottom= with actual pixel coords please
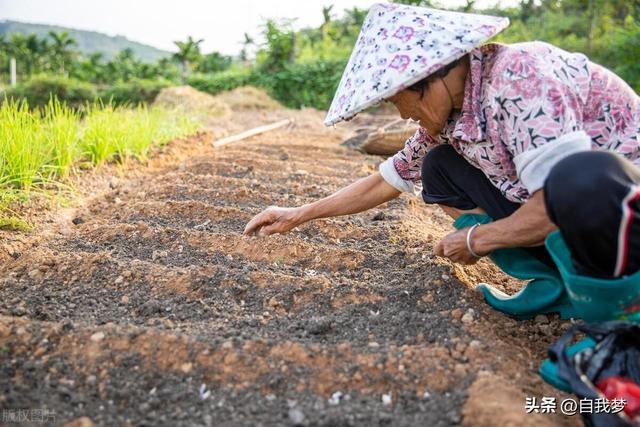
left=324, top=3, right=509, bottom=126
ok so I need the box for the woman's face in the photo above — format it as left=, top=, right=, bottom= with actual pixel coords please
left=387, top=78, right=453, bottom=137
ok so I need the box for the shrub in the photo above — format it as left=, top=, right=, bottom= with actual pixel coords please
left=253, top=59, right=346, bottom=110
left=98, top=78, right=172, bottom=106
left=187, top=68, right=253, bottom=95
left=2, top=75, right=97, bottom=110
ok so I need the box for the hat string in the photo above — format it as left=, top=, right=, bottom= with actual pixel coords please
left=440, top=77, right=455, bottom=110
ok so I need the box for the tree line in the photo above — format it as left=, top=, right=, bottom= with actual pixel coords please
left=0, top=0, right=637, bottom=110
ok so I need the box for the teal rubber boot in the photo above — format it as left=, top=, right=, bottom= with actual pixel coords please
left=453, top=214, right=578, bottom=319
left=545, top=231, right=640, bottom=323
left=539, top=231, right=640, bottom=393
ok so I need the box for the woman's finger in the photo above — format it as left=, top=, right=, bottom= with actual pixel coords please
left=244, top=212, right=272, bottom=236
left=257, top=223, right=280, bottom=237
left=434, top=240, right=444, bottom=256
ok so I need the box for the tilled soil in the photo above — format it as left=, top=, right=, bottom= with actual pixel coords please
left=0, top=109, right=582, bottom=426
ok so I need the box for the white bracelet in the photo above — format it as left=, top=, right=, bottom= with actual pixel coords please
left=466, top=223, right=482, bottom=258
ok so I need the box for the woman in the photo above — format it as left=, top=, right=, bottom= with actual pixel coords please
left=244, top=3, right=640, bottom=282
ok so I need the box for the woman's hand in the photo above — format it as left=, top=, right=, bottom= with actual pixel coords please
left=243, top=206, right=303, bottom=237
left=434, top=227, right=483, bottom=265
left=242, top=173, right=401, bottom=238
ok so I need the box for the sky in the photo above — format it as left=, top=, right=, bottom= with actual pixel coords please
left=0, top=0, right=516, bottom=56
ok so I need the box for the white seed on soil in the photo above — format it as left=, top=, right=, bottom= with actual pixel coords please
left=199, top=383, right=210, bottom=400
left=423, top=391, right=431, bottom=400
left=121, top=295, right=129, bottom=305
left=328, top=391, right=342, bottom=405
left=382, top=393, right=392, bottom=405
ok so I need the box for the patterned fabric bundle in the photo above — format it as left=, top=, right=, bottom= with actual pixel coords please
left=324, top=2, right=509, bottom=126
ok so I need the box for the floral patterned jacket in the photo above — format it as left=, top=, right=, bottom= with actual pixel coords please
left=379, top=41, right=640, bottom=203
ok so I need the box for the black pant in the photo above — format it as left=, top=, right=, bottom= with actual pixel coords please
left=544, top=151, right=640, bottom=278
left=421, top=145, right=640, bottom=278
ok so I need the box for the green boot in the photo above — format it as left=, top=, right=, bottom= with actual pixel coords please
left=545, top=231, right=640, bottom=323
left=539, top=231, right=640, bottom=393
left=453, top=214, right=578, bottom=319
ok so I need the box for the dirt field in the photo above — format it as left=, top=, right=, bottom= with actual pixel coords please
left=0, top=107, right=583, bottom=426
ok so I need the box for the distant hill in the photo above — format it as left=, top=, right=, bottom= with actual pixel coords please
left=0, top=20, right=172, bottom=63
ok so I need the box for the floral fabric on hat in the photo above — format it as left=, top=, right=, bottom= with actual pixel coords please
left=324, top=3, right=509, bottom=126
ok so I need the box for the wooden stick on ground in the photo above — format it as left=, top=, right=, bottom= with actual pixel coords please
left=212, top=119, right=292, bottom=148
left=379, top=117, right=405, bottom=132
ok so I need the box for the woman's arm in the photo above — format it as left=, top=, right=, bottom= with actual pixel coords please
left=435, top=190, right=557, bottom=264
left=243, top=172, right=401, bottom=236
left=473, top=190, right=556, bottom=252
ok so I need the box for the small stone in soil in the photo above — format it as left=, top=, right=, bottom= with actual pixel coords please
left=63, top=416, right=95, bottom=427
left=461, top=308, right=475, bottom=324
left=90, top=332, right=105, bottom=342
left=372, top=211, right=386, bottom=221
left=288, top=407, right=305, bottom=425
left=534, top=314, right=549, bottom=324
left=140, top=299, right=161, bottom=316
left=306, top=316, right=331, bottom=335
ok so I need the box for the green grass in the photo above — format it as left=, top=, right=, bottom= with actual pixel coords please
left=0, top=217, right=32, bottom=231
left=0, top=96, right=202, bottom=228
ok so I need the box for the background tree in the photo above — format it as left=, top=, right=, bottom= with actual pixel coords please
left=256, top=20, right=296, bottom=73
left=173, top=36, right=203, bottom=80
left=239, top=33, right=254, bottom=62
left=48, top=31, right=77, bottom=76
left=196, top=52, right=232, bottom=73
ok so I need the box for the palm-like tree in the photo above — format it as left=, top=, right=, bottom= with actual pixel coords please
left=108, top=48, right=139, bottom=82
left=322, top=5, right=334, bottom=25
left=48, top=31, right=77, bottom=76
left=173, top=36, right=203, bottom=80
left=239, top=32, right=254, bottom=62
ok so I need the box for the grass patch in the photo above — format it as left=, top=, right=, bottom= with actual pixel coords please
left=0, top=217, right=32, bottom=232
left=0, top=96, right=202, bottom=228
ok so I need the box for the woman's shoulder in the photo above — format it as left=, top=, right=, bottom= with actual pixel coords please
left=483, top=41, right=591, bottom=100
